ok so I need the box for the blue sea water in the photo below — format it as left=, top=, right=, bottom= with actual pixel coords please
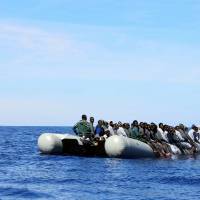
left=0, top=126, right=200, bottom=200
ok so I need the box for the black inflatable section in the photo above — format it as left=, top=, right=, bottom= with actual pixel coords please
left=62, top=139, right=84, bottom=155
left=62, top=139, right=106, bottom=157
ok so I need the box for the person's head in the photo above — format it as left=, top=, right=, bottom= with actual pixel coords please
left=123, top=123, right=129, bottom=129
left=104, top=121, right=109, bottom=128
left=192, top=125, right=198, bottom=131
left=114, top=123, right=119, bottom=130
left=159, top=123, right=164, bottom=129
left=126, top=123, right=130, bottom=129
left=90, top=117, right=94, bottom=123
left=143, top=123, right=148, bottom=129
left=139, top=122, right=144, bottom=128
left=147, top=124, right=151, bottom=130
left=118, top=121, right=123, bottom=127
left=109, top=121, right=114, bottom=127
left=175, top=126, right=179, bottom=131
left=170, top=127, right=175, bottom=133
left=179, top=123, right=185, bottom=131
left=82, top=114, right=87, bottom=121
left=163, top=125, right=169, bottom=131
left=132, top=120, right=138, bottom=126
left=151, top=124, right=157, bottom=132
left=98, top=120, right=103, bottom=126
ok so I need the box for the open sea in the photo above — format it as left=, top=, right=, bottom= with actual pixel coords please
left=0, top=126, right=200, bottom=200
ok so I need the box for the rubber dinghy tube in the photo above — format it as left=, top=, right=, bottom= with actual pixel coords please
left=38, top=133, right=63, bottom=154
left=105, top=135, right=156, bottom=158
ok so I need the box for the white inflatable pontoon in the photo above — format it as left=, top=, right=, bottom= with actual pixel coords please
left=38, top=133, right=83, bottom=154
left=105, top=135, right=155, bottom=158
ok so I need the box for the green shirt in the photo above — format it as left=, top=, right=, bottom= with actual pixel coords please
left=130, top=127, right=140, bottom=139
left=73, top=120, right=92, bottom=137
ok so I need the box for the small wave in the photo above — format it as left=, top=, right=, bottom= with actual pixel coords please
left=0, top=186, right=54, bottom=199
left=159, top=176, right=200, bottom=186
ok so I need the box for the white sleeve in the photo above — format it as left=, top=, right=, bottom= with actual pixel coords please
left=188, top=130, right=194, bottom=140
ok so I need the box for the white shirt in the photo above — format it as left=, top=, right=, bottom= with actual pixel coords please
left=163, top=131, right=169, bottom=143
left=197, top=131, right=200, bottom=142
left=117, top=127, right=127, bottom=137
left=188, top=129, right=195, bottom=141
left=157, top=128, right=168, bottom=142
left=175, top=130, right=185, bottom=141
left=108, top=125, right=115, bottom=136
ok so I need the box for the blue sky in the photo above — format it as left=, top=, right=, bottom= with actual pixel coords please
left=0, top=0, right=200, bottom=126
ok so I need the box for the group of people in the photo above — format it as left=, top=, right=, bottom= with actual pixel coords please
left=73, top=114, right=200, bottom=157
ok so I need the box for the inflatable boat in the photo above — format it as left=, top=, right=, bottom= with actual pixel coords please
left=38, top=132, right=200, bottom=158
left=38, top=133, right=158, bottom=158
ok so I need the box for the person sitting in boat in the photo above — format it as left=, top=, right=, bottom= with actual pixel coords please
left=140, top=123, right=151, bottom=142
left=139, top=123, right=150, bottom=141
left=147, top=138, right=170, bottom=158
left=197, top=126, right=200, bottom=143
left=162, top=125, right=169, bottom=143
left=188, top=125, right=198, bottom=141
left=174, top=126, right=194, bottom=154
left=180, top=124, right=196, bottom=152
left=122, top=123, right=131, bottom=137
left=113, top=123, right=119, bottom=134
left=116, top=121, right=127, bottom=137
left=190, top=125, right=200, bottom=144
left=178, top=124, right=194, bottom=146
left=194, top=132, right=200, bottom=144
left=155, top=124, right=174, bottom=154
left=149, top=123, right=158, bottom=140
left=176, top=126, right=193, bottom=144
left=102, top=121, right=111, bottom=139
left=187, top=125, right=200, bottom=151
left=108, top=121, right=115, bottom=136
left=141, top=123, right=171, bottom=158
left=127, top=123, right=133, bottom=137
left=130, top=120, right=140, bottom=139
left=139, top=122, right=144, bottom=136
left=95, top=120, right=105, bottom=137
left=166, top=127, right=188, bottom=154
left=165, top=126, right=174, bottom=144
left=156, top=123, right=168, bottom=142
left=73, top=114, right=92, bottom=139
left=135, top=122, right=148, bottom=142
left=102, top=121, right=109, bottom=132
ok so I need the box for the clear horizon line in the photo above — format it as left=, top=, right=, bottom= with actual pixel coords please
left=0, top=124, right=73, bottom=127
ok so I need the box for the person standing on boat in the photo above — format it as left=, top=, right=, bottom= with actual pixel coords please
left=73, top=114, right=92, bottom=138
left=89, top=117, right=95, bottom=136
